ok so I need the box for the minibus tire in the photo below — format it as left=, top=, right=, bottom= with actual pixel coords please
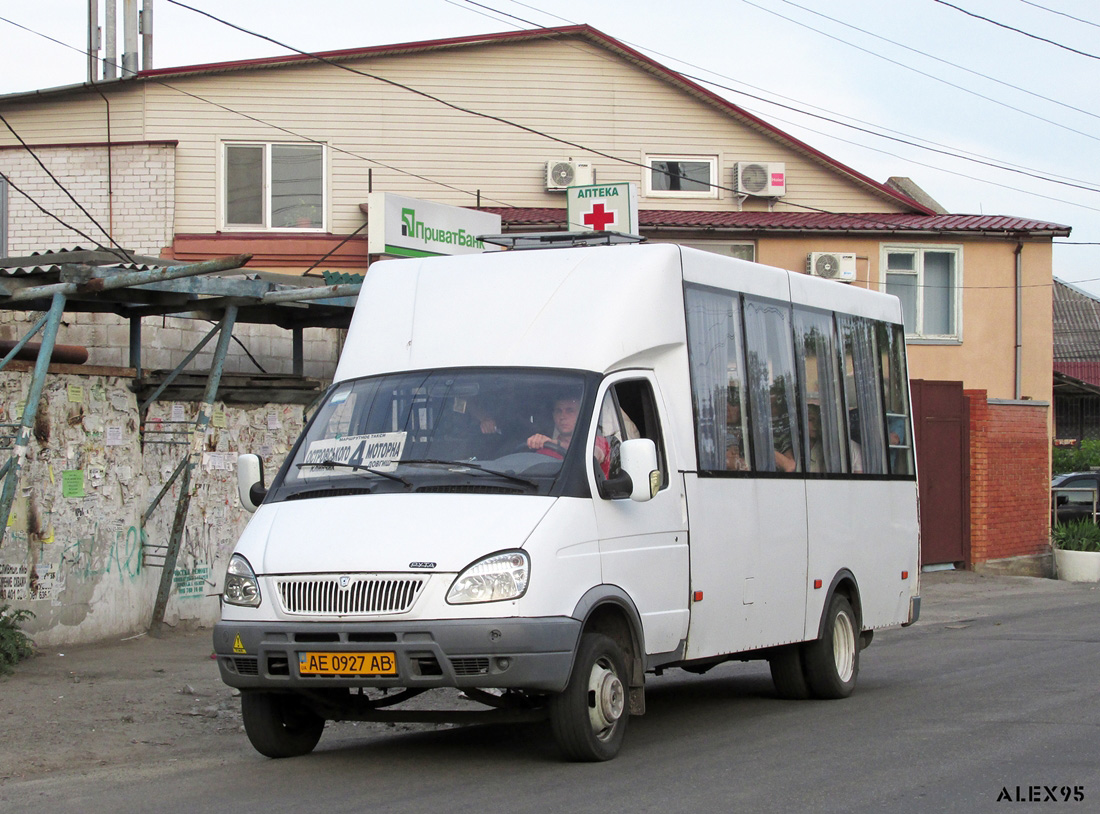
left=769, top=645, right=811, bottom=700
left=803, top=594, right=859, bottom=699
left=241, top=691, right=325, bottom=758
left=549, top=632, right=629, bottom=761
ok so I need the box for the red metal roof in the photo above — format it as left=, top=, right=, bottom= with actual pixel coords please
left=482, top=207, right=1070, bottom=236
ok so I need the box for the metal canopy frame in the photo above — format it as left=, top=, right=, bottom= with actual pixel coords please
left=0, top=249, right=362, bottom=634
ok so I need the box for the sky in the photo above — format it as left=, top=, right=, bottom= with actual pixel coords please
left=1, top=0, right=1098, bottom=293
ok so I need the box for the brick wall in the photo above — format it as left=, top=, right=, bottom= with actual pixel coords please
left=1, top=142, right=341, bottom=380
left=966, top=390, right=1050, bottom=565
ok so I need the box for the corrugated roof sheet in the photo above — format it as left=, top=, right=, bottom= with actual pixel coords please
left=1054, top=280, right=1100, bottom=369
left=483, top=208, right=1070, bottom=235
left=0, top=247, right=163, bottom=276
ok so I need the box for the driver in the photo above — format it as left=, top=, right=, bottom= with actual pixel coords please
left=527, top=394, right=609, bottom=476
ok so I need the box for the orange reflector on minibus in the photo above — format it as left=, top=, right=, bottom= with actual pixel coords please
left=902, top=571, right=909, bottom=580
left=693, top=591, right=704, bottom=602
left=813, top=579, right=822, bottom=589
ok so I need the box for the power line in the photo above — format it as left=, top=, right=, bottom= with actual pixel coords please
left=1016, top=0, right=1100, bottom=29
left=776, top=0, right=1100, bottom=123
left=755, top=105, right=1100, bottom=215
left=933, top=0, right=1100, bottom=60
left=163, top=2, right=958, bottom=233
left=489, top=0, right=1100, bottom=191
left=0, top=169, right=107, bottom=248
left=682, top=71, right=1100, bottom=196
left=0, top=114, right=134, bottom=261
left=739, top=0, right=1100, bottom=143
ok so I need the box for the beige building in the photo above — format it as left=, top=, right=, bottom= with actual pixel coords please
left=0, top=23, right=1070, bottom=638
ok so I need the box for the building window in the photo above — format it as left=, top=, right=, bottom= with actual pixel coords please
left=224, top=142, right=324, bottom=230
left=680, top=241, right=755, bottom=261
left=883, top=245, right=961, bottom=340
left=645, top=155, right=718, bottom=198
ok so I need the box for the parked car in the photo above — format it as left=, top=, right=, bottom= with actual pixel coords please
left=1051, top=471, right=1100, bottom=525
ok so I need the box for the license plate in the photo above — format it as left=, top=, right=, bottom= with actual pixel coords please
left=298, top=651, right=398, bottom=676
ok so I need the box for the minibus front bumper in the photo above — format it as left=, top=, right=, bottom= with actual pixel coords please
left=213, top=616, right=581, bottom=693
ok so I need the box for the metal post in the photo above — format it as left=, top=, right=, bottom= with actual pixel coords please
left=0, top=294, right=66, bottom=546
left=104, top=0, right=116, bottom=80
left=129, top=315, right=142, bottom=376
left=87, top=0, right=100, bottom=84
left=292, top=326, right=304, bottom=377
left=149, top=305, right=238, bottom=635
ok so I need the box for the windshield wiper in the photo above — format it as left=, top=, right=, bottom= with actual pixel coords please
left=398, top=458, right=539, bottom=489
left=296, top=459, right=412, bottom=486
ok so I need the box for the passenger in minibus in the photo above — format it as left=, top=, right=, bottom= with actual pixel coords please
left=527, top=394, right=610, bottom=476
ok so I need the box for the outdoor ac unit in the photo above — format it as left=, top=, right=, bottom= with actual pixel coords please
left=807, top=252, right=857, bottom=282
left=546, top=160, right=595, bottom=191
left=734, top=162, right=786, bottom=197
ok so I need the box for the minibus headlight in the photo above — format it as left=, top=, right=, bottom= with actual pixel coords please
left=223, top=554, right=261, bottom=607
left=447, top=551, right=529, bottom=604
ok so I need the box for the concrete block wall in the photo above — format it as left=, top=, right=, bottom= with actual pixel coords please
left=0, top=368, right=306, bottom=646
left=966, top=391, right=1051, bottom=566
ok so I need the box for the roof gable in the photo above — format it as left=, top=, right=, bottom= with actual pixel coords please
left=3, top=24, right=933, bottom=215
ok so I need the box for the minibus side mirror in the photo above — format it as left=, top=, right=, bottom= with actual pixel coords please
left=598, top=438, right=659, bottom=502
left=238, top=453, right=267, bottom=513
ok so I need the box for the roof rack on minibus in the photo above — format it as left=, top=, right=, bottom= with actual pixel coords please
left=478, top=231, right=645, bottom=250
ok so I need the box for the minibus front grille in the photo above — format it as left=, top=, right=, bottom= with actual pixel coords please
left=275, top=575, right=426, bottom=616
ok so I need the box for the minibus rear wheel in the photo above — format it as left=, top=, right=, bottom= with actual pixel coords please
left=803, top=593, right=859, bottom=699
left=241, top=691, right=325, bottom=758
left=549, top=632, right=629, bottom=761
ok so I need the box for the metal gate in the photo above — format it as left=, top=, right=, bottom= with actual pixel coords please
left=911, top=379, right=970, bottom=566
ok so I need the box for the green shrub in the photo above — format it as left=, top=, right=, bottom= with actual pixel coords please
left=1052, top=439, right=1100, bottom=475
left=0, top=604, right=35, bottom=675
left=1052, top=519, right=1100, bottom=553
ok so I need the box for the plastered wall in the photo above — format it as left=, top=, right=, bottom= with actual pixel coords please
left=0, top=369, right=306, bottom=646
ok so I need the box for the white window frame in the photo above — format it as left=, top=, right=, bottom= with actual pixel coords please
left=219, top=141, right=327, bottom=232
left=880, top=243, right=963, bottom=343
left=644, top=155, right=719, bottom=199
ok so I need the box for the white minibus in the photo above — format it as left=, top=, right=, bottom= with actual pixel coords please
left=215, top=239, right=921, bottom=761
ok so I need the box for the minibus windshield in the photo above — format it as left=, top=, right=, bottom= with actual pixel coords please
left=271, top=368, right=591, bottom=499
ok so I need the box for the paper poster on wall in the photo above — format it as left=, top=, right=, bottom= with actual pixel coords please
left=105, top=426, right=123, bottom=446
left=62, top=469, right=85, bottom=498
left=67, top=384, right=84, bottom=403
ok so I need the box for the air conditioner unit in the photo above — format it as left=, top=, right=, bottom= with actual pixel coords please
left=734, top=162, right=785, bottom=197
left=545, top=160, right=595, bottom=191
left=807, top=252, right=857, bottom=282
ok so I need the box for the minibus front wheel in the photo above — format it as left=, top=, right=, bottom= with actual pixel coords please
left=241, top=690, right=325, bottom=758
left=549, top=632, right=629, bottom=761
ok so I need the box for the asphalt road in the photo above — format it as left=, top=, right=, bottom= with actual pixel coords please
left=3, top=572, right=1099, bottom=814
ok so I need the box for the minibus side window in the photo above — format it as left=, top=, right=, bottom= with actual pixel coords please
left=794, top=307, right=847, bottom=474
left=837, top=315, right=887, bottom=474
left=878, top=322, right=915, bottom=476
left=684, top=286, right=750, bottom=473
left=744, top=297, right=802, bottom=474
left=595, top=380, right=668, bottom=489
